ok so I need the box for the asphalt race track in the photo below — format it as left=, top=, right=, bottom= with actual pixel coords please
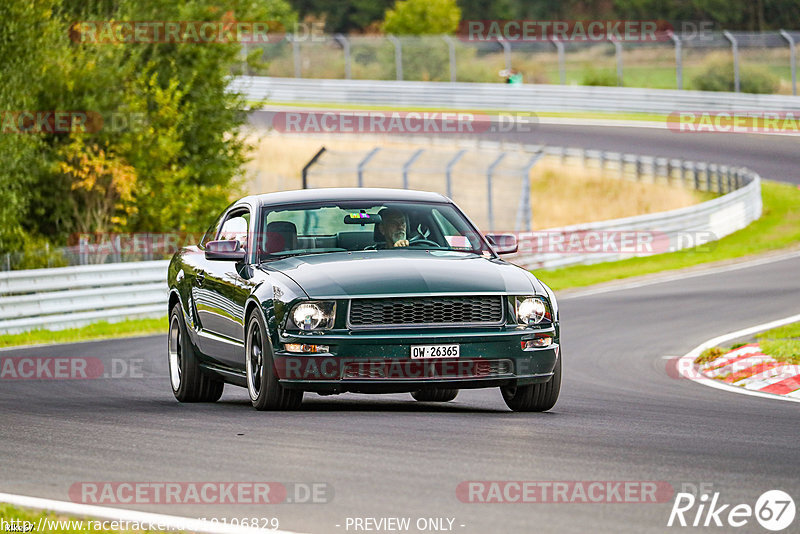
left=2, top=119, right=799, bottom=533
left=247, top=110, right=800, bottom=186
left=2, top=252, right=799, bottom=533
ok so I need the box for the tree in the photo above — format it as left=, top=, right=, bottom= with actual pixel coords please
left=382, top=0, right=461, bottom=35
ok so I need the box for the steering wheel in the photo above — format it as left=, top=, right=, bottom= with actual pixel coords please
left=408, top=236, right=441, bottom=248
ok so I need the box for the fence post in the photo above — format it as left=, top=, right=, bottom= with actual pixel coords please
left=289, top=34, right=302, bottom=78
left=727, top=167, right=733, bottom=192
left=487, top=152, right=507, bottom=231
left=388, top=35, right=403, bottom=81
left=445, top=149, right=466, bottom=199
left=498, top=38, right=511, bottom=72
left=610, top=38, right=623, bottom=86
left=302, top=147, right=326, bottom=189
left=780, top=30, right=797, bottom=96
left=723, top=31, right=740, bottom=93
left=692, top=162, right=700, bottom=190
left=550, top=38, right=565, bottom=84
left=635, top=156, right=643, bottom=181
left=357, top=147, right=380, bottom=187
left=443, top=35, right=457, bottom=82
left=334, top=34, right=351, bottom=79
left=520, top=151, right=543, bottom=231
left=669, top=31, right=682, bottom=90
left=402, top=149, right=424, bottom=189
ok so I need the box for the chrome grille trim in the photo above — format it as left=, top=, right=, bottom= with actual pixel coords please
left=347, top=296, right=505, bottom=329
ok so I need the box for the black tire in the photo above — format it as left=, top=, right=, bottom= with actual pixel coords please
left=411, top=388, right=459, bottom=402
left=168, top=303, right=224, bottom=403
left=501, top=356, right=561, bottom=412
left=246, top=310, right=303, bottom=411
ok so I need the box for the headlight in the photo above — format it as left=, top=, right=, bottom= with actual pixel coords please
left=289, top=301, right=336, bottom=331
left=516, top=297, right=550, bottom=325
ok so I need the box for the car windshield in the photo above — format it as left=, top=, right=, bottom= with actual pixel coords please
left=257, top=201, right=493, bottom=260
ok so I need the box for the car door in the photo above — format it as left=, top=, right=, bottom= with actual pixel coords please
left=195, top=204, right=259, bottom=369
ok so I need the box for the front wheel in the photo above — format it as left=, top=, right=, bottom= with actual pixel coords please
left=501, top=357, right=561, bottom=412
left=168, top=303, right=224, bottom=403
left=246, top=311, right=303, bottom=411
left=411, top=389, right=459, bottom=402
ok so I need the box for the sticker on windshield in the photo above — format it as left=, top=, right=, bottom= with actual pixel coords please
left=445, top=235, right=471, bottom=249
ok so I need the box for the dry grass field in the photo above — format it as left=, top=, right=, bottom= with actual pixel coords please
left=244, top=132, right=705, bottom=230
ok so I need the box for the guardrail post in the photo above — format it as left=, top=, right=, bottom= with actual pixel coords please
left=669, top=31, right=682, bottom=90
left=487, top=152, right=507, bottom=231
left=445, top=149, right=466, bottom=199
left=618, top=154, right=625, bottom=179
left=302, top=147, right=326, bottom=189
left=550, top=38, right=565, bottom=84
left=666, top=159, right=674, bottom=185
left=723, top=31, right=740, bottom=93
left=727, top=167, right=733, bottom=193
left=443, top=36, right=457, bottom=82
left=610, top=38, right=623, bottom=86
left=692, top=162, right=700, bottom=190
left=402, top=149, right=424, bottom=189
left=334, top=34, right=351, bottom=79
left=635, top=156, right=643, bottom=181
left=388, top=35, right=403, bottom=80
left=780, top=30, right=797, bottom=96
left=357, top=147, right=380, bottom=187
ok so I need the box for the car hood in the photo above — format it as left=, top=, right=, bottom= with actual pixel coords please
left=262, top=250, right=541, bottom=298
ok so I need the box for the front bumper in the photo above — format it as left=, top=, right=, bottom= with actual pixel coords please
left=274, top=327, right=559, bottom=394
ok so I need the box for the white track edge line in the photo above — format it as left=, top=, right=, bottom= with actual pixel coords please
left=0, top=493, right=306, bottom=534
left=675, top=313, right=800, bottom=403
left=560, top=249, right=800, bottom=300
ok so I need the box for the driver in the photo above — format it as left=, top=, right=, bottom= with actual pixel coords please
left=376, top=208, right=409, bottom=248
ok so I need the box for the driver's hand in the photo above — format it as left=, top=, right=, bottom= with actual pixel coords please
left=393, top=239, right=409, bottom=248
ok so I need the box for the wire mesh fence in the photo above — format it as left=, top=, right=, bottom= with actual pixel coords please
left=238, top=31, right=800, bottom=94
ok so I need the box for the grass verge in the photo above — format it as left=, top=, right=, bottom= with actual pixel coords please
left=252, top=100, right=669, bottom=124
left=0, top=504, right=166, bottom=534
left=757, top=322, right=800, bottom=365
left=0, top=317, right=166, bottom=349
left=537, top=180, right=800, bottom=291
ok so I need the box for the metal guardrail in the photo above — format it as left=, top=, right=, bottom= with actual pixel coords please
left=0, top=138, right=762, bottom=334
left=232, top=76, right=800, bottom=114
left=0, top=261, right=169, bottom=334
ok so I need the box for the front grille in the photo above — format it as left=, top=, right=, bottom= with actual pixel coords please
left=342, top=359, right=513, bottom=380
left=348, top=296, right=504, bottom=328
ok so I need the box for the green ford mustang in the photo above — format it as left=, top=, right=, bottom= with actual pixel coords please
left=167, top=188, right=561, bottom=411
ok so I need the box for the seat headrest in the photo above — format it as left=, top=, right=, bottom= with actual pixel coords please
left=265, top=221, right=298, bottom=253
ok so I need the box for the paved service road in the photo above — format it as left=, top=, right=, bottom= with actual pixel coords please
left=2, top=253, right=799, bottom=533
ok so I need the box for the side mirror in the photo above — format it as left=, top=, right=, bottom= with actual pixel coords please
left=485, top=233, right=518, bottom=255
left=205, top=240, right=246, bottom=261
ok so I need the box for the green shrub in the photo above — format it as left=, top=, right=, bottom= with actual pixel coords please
left=581, top=67, right=618, bottom=87
left=692, top=53, right=779, bottom=94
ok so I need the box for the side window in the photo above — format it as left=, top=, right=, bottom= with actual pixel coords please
left=219, top=209, right=250, bottom=250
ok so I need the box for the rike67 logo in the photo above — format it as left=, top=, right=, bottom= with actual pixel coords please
left=668, top=488, right=795, bottom=531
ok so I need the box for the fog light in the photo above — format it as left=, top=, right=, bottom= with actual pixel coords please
left=284, top=343, right=330, bottom=353
left=521, top=337, right=552, bottom=350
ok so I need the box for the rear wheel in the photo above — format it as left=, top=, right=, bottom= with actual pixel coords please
left=168, top=303, right=224, bottom=402
left=411, top=388, right=459, bottom=402
left=501, top=357, right=561, bottom=412
left=246, top=311, right=303, bottom=411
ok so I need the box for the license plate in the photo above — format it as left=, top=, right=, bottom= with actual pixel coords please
left=410, top=344, right=460, bottom=359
